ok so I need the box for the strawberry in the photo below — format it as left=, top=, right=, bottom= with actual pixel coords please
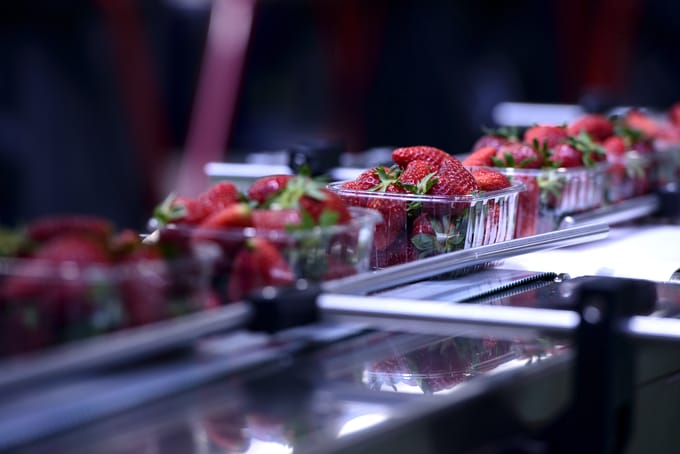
left=514, top=176, right=539, bottom=238
left=371, top=233, right=418, bottom=268
left=227, top=237, right=295, bottom=302
left=247, top=175, right=292, bottom=206
left=564, top=131, right=607, bottom=166
left=252, top=208, right=302, bottom=230
left=322, top=257, right=357, bottom=280
left=462, top=146, right=497, bottom=167
left=471, top=126, right=519, bottom=152
left=392, top=146, right=452, bottom=169
left=548, top=143, right=583, bottom=168
left=367, top=183, right=408, bottom=250
left=354, top=166, right=394, bottom=190
left=27, top=215, right=113, bottom=243
left=199, top=181, right=241, bottom=213
left=120, top=245, right=168, bottom=327
left=492, top=142, right=543, bottom=169
left=299, top=189, right=351, bottom=225
left=567, top=114, right=614, bottom=142
left=196, top=203, right=253, bottom=230
left=410, top=212, right=466, bottom=257
left=398, top=160, right=438, bottom=194
left=429, top=157, right=480, bottom=196
left=110, top=228, right=142, bottom=259
left=470, top=168, right=511, bottom=191
left=269, top=176, right=351, bottom=226
left=670, top=102, right=680, bottom=127
left=34, top=234, right=111, bottom=265
left=603, top=135, right=627, bottom=157
left=154, top=195, right=209, bottom=226
left=624, top=110, right=662, bottom=138
left=339, top=181, right=370, bottom=207
left=523, top=125, right=568, bottom=149
left=2, top=235, right=111, bottom=300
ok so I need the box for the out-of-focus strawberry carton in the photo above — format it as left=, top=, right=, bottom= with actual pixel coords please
left=327, top=181, right=522, bottom=269
left=468, top=164, right=609, bottom=237
left=0, top=217, right=220, bottom=357
left=160, top=206, right=380, bottom=303
left=151, top=175, right=381, bottom=304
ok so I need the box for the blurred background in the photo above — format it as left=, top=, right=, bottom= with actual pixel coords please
left=1, top=0, right=679, bottom=230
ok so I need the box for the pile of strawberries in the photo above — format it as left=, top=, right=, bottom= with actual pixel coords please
left=333, top=146, right=515, bottom=268
left=0, top=216, right=210, bottom=355
left=464, top=120, right=609, bottom=170
left=154, top=175, right=365, bottom=302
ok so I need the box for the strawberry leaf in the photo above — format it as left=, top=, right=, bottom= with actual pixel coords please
left=319, top=209, right=340, bottom=227
left=153, top=193, right=185, bottom=225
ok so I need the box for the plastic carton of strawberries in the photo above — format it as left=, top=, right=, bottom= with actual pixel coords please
left=621, top=104, right=680, bottom=189
left=463, top=123, right=610, bottom=237
left=0, top=216, right=218, bottom=357
left=151, top=175, right=380, bottom=303
left=327, top=146, right=523, bottom=269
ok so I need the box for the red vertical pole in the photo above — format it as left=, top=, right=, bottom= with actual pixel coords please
left=176, top=0, right=257, bottom=197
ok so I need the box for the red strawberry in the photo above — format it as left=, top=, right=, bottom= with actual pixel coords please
left=462, top=146, right=497, bottom=166
left=564, top=132, right=608, bottom=166
left=110, top=228, right=142, bottom=259
left=624, top=110, right=661, bottom=138
left=120, top=245, right=168, bottom=327
left=493, top=142, right=543, bottom=169
left=367, top=183, right=408, bottom=250
left=392, top=146, right=452, bottom=169
left=429, top=157, right=480, bottom=196
left=670, top=102, right=680, bottom=127
left=27, top=215, right=113, bottom=243
left=322, top=257, right=357, bottom=280
left=34, top=234, right=111, bottom=264
left=227, top=238, right=295, bottom=302
left=471, top=126, right=519, bottom=152
left=398, top=160, right=438, bottom=193
left=354, top=167, right=393, bottom=190
left=269, top=176, right=351, bottom=226
left=154, top=195, right=209, bottom=226
left=299, top=189, right=351, bottom=225
left=603, top=136, right=627, bottom=157
left=2, top=235, right=111, bottom=299
left=548, top=143, right=583, bottom=168
left=247, top=175, right=292, bottom=206
left=523, top=125, right=568, bottom=149
left=410, top=212, right=466, bottom=257
left=252, top=208, right=302, bottom=230
left=338, top=181, right=370, bottom=207
left=371, top=233, right=418, bottom=268
left=514, top=176, right=539, bottom=238
left=199, top=181, right=241, bottom=214
left=567, top=114, right=614, bottom=141
left=197, top=203, right=253, bottom=230
left=471, top=168, right=511, bottom=191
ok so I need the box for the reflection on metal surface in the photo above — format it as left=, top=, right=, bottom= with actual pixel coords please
left=559, top=194, right=659, bottom=229
left=338, top=413, right=390, bottom=437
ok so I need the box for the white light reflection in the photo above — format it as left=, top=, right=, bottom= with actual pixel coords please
left=338, top=413, right=389, bottom=437
left=243, top=439, right=293, bottom=454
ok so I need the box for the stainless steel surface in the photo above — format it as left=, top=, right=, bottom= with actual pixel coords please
left=0, top=303, right=252, bottom=391
left=559, top=195, right=660, bottom=229
left=322, top=223, right=609, bottom=296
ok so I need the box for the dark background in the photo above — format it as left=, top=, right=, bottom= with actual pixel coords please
left=1, top=0, right=678, bottom=229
